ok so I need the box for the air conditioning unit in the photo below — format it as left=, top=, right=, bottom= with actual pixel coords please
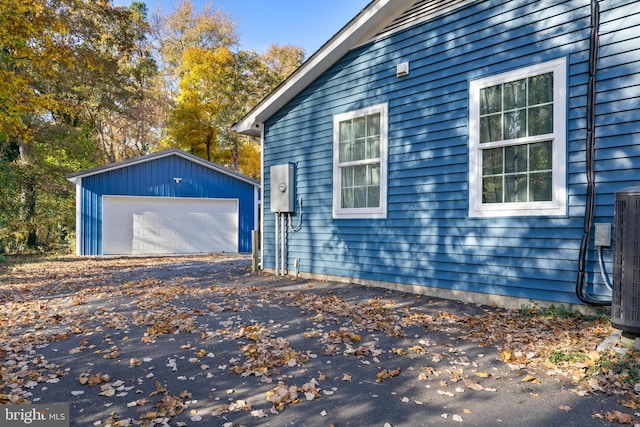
left=612, top=185, right=640, bottom=334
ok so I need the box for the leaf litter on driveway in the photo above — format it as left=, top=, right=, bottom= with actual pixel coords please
left=0, top=255, right=638, bottom=426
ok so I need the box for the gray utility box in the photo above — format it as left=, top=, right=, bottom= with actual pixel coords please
left=612, top=185, right=640, bottom=334
left=270, top=163, right=295, bottom=213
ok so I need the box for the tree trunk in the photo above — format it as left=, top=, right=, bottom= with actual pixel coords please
left=232, top=133, right=239, bottom=171
left=18, top=141, right=37, bottom=248
left=205, top=132, right=212, bottom=161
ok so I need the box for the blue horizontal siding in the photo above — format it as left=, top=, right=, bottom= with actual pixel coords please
left=79, top=154, right=256, bottom=255
left=262, top=0, right=640, bottom=305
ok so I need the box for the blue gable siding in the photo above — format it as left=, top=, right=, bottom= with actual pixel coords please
left=78, top=154, right=256, bottom=255
left=262, top=0, right=640, bottom=305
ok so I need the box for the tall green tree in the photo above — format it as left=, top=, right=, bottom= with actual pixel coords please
left=55, top=0, right=159, bottom=163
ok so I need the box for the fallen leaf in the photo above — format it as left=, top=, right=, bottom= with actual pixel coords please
left=251, top=409, right=268, bottom=418
left=521, top=374, right=540, bottom=384
left=603, top=410, right=633, bottom=424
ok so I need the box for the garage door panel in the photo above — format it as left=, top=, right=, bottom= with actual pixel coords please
left=103, top=196, right=238, bottom=255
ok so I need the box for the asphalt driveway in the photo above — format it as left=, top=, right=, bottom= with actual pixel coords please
left=0, top=255, right=637, bottom=426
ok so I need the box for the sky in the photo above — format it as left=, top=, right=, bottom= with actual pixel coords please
left=113, top=0, right=371, bottom=56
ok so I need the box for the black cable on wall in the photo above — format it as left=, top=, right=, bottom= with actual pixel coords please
left=575, top=0, right=610, bottom=306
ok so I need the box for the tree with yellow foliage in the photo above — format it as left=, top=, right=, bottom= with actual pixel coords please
left=167, top=46, right=236, bottom=163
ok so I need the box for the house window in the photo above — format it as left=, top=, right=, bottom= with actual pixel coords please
left=469, top=58, right=567, bottom=217
left=333, top=103, right=388, bottom=218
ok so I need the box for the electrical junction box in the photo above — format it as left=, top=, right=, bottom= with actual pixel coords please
left=594, top=223, right=611, bottom=247
left=270, top=163, right=294, bottom=213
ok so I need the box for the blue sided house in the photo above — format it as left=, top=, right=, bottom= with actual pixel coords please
left=67, top=148, right=260, bottom=256
left=234, top=0, right=640, bottom=308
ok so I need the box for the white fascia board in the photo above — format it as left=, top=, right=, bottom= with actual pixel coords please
left=75, top=177, right=82, bottom=255
left=66, top=149, right=260, bottom=188
left=233, top=0, right=415, bottom=137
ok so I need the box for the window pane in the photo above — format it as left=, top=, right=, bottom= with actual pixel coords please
left=480, top=85, right=502, bottom=114
left=341, top=167, right=353, bottom=187
left=528, top=72, right=553, bottom=105
left=503, top=78, right=526, bottom=109
left=483, top=176, right=503, bottom=203
left=529, top=141, right=552, bottom=171
left=505, top=174, right=527, bottom=203
left=480, top=114, right=502, bottom=143
left=367, top=186, right=380, bottom=207
left=339, top=121, right=352, bottom=143
left=368, top=164, right=380, bottom=186
left=528, top=105, right=553, bottom=136
left=367, top=136, right=380, bottom=159
left=503, top=109, right=526, bottom=140
left=482, top=148, right=503, bottom=175
left=353, top=187, right=366, bottom=208
left=354, top=116, right=366, bottom=139
left=339, top=142, right=351, bottom=162
left=482, top=141, right=553, bottom=205
left=339, top=120, right=352, bottom=162
left=367, top=114, right=380, bottom=137
left=351, top=140, right=365, bottom=162
left=340, top=163, right=381, bottom=208
left=341, top=188, right=353, bottom=208
left=353, top=165, right=367, bottom=186
left=504, top=145, right=527, bottom=174
left=530, top=171, right=552, bottom=201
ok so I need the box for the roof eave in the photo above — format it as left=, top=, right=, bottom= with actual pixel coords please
left=66, top=148, right=260, bottom=187
left=233, top=0, right=415, bottom=136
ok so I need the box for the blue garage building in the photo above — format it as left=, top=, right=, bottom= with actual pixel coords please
left=67, top=149, right=260, bottom=256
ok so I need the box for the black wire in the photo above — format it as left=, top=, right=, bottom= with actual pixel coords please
left=576, top=0, right=610, bottom=306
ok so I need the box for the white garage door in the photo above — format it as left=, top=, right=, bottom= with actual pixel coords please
left=102, top=196, right=238, bottom=255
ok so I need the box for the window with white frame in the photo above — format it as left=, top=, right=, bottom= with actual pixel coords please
left=468, top=58, right=567, bottom=217
left=333, top=103, right=388, bottom=218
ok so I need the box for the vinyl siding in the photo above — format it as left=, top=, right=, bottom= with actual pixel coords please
left=262, top=0, right=640, bottom=304
left=78, top=154, right=256, bottom=255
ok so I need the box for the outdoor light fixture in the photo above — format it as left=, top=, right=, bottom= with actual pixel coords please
left=173, top=177, right=182, bottom=183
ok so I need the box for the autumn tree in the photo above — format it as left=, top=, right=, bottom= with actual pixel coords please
left=223, top=44, right=305, bottom=176
left=0, top=0, right=159, bottom=251
left=54, top=1, right=160, bottom=163
left=0, top=0, right=304, bottom=252
left=255, top=43, right=306, bottom=100
left=167, top=46, right=237, bottom=163
left=0, top=0, right=77, bottom=249
left=152, top=0, right=238, bottom=87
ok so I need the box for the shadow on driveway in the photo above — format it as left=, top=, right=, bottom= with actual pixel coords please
left=0, top=254, right=629, bottom=426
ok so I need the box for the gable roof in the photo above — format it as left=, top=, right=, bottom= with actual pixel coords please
left=66, top=148, right=260, bottom=187
left=233, top=0, right=475, bottom=137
